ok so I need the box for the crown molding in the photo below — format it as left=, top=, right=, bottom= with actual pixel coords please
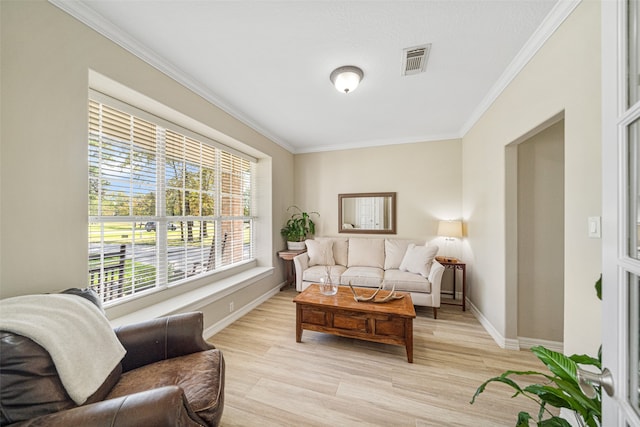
left=50, top=0, right=580, bottom=155
left=294, top=132, right=462, bottom=154
left=459, top=0, right=582, bottom=138
left=48, top=0, right=296, bottom=154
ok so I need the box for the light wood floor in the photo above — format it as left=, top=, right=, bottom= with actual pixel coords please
left=209, top=288, right=550, bottom=426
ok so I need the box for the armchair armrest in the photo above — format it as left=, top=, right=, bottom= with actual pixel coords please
left=11, top=386, right=204, bottom=427
left=293, top=253, right=309, bottom=291
left=114, top=312, right=214, bottom=372
left=428, top=261, right=445, bottom=307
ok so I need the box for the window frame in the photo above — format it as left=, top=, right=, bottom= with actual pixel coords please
left=88, top=90, right=257, bottom=306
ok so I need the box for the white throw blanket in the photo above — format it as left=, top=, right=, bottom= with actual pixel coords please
left=0, top=294, right=126, bottom=405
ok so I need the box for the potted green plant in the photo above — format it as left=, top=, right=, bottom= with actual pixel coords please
left=471, top=276, right=603, bottom=427
left=471, top=345, right=601, bottom=426
left=280, top=206, right=319, bottom=250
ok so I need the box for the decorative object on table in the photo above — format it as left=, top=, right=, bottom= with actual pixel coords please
left=306, top=240, right=338, bottom=296
left=348, top=282, right=404, bottom=303
left=319, top=266, right=338, bottom=296
left=435, top=255, right=458, bottom=263
left=280, top=206, right=319, bottom=250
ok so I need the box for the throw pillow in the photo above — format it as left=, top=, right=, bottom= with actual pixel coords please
left=305, top=239, right=335, bottom=266
left=384, top=239, right=412, bottom=270
left=315, top=237, right=349, bottom=266
left=399, top=244, right=439, bottom=277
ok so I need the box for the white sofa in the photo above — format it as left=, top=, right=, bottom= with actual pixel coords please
left=293, top=237, right=445, bottom=318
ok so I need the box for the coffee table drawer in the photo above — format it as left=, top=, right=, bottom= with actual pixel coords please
left=333, top=312, right=368, bottom=332
left=300, top=307, right=369, bottom=332
left=301, top=307, right=328, bottom=326
left=373, top=317, right=406, bottom=337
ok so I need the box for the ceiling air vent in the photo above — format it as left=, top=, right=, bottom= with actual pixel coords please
left=402, top=44, right=431, bottom=76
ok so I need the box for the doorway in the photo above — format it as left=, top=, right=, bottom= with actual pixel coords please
left=505, top=117, right=565, bottom=350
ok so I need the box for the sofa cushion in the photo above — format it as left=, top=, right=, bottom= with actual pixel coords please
left=347, top=238, right=384, bottom=268
left=315, top=237, right=349, bottom=266
left=384, top=269, right=432, bottom=293
left=384, top=239, right=413, bottom=270
left=399, top=244, right=439, bottom=277
left=340, top=266, right=384, bottom=287
left=302, top=265, right=346, bottom=284
left=305, top=239, right=335, bottom=266
left=106, top=349, right=225, bottom=427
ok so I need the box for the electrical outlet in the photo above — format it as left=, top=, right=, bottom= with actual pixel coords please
left=229, top=302, right=234, bottom=313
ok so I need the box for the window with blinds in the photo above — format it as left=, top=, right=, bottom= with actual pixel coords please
left=88, top=98, right=255, bottom=304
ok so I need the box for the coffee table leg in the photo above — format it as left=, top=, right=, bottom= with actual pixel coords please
left=296, top=304, right=302, bottom=342
left=405, top=318, right=413, bottom=363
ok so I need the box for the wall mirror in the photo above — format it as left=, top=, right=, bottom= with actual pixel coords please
left=338, top=192, right=396, bottom=234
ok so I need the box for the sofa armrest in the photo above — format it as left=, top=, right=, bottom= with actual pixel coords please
left=293, top=253, right=309, bottom=291
left=428, top=261, right=445, bottom=307
left=10, top=386, right=204, bottom=427
left=114, top=312, right=214, bottom=372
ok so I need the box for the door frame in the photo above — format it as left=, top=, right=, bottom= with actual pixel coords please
left=601, top=0, right=640, bottom=424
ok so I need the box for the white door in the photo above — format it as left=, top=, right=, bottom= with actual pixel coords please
left=602, top=0, right=640, bottom=425
left=355, top=197, right=383, bottom=230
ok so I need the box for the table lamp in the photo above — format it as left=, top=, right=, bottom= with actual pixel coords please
left=437, top=220, right=463, bottom=262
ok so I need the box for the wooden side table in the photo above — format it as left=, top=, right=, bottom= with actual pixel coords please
left=439, top=260, right=467, bottom=311
left=278, top=249, right=306, bottom=290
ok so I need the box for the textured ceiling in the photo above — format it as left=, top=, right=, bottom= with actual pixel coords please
left=56, top=0, right=562, bottom=153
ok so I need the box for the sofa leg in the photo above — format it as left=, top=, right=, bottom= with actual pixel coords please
left=433, top=307, right=437, bottom=319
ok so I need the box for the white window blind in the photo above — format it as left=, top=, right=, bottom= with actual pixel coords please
left=88, top=98, right=255, bottom=304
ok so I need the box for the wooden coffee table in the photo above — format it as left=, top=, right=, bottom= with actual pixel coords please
left=293, top=284, right=416, bottom=362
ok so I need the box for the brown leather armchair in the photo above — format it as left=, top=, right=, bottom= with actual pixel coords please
left=0, top=312, right=225, bottom=426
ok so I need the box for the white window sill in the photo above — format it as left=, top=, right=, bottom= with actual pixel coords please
left=108, top=266, right=274, bottom=328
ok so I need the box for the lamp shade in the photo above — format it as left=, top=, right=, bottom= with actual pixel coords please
left=437, top=220, right=463, bottom=238
left=330, top=66, right=364, bottom=94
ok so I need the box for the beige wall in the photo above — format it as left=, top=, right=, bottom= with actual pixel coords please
left=517, top=120, right=564, bottom=343
left=1, top=0, right=603, bottom=357
left=462, top=1, right=601, bottom=355
left=0, top=1, right=293, bottom=328
left=293, top=140, right=462, bottom=245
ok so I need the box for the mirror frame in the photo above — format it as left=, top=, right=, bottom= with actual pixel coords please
left=338, top=192, right=397, bottom=234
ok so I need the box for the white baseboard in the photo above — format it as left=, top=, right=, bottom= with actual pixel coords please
left=518, top=336, right=564, bottom=353
left=467, top=298, right=519, bottom=350
left=203, top=284, right=282, bottom=339
left=467, top=298, right=565, bottom=352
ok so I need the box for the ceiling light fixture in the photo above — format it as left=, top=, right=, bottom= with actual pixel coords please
left=330, top=66, right=364, bottom=94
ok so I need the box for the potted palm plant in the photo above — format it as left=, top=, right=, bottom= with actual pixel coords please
left=280, top=206, right=319, bottom=250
